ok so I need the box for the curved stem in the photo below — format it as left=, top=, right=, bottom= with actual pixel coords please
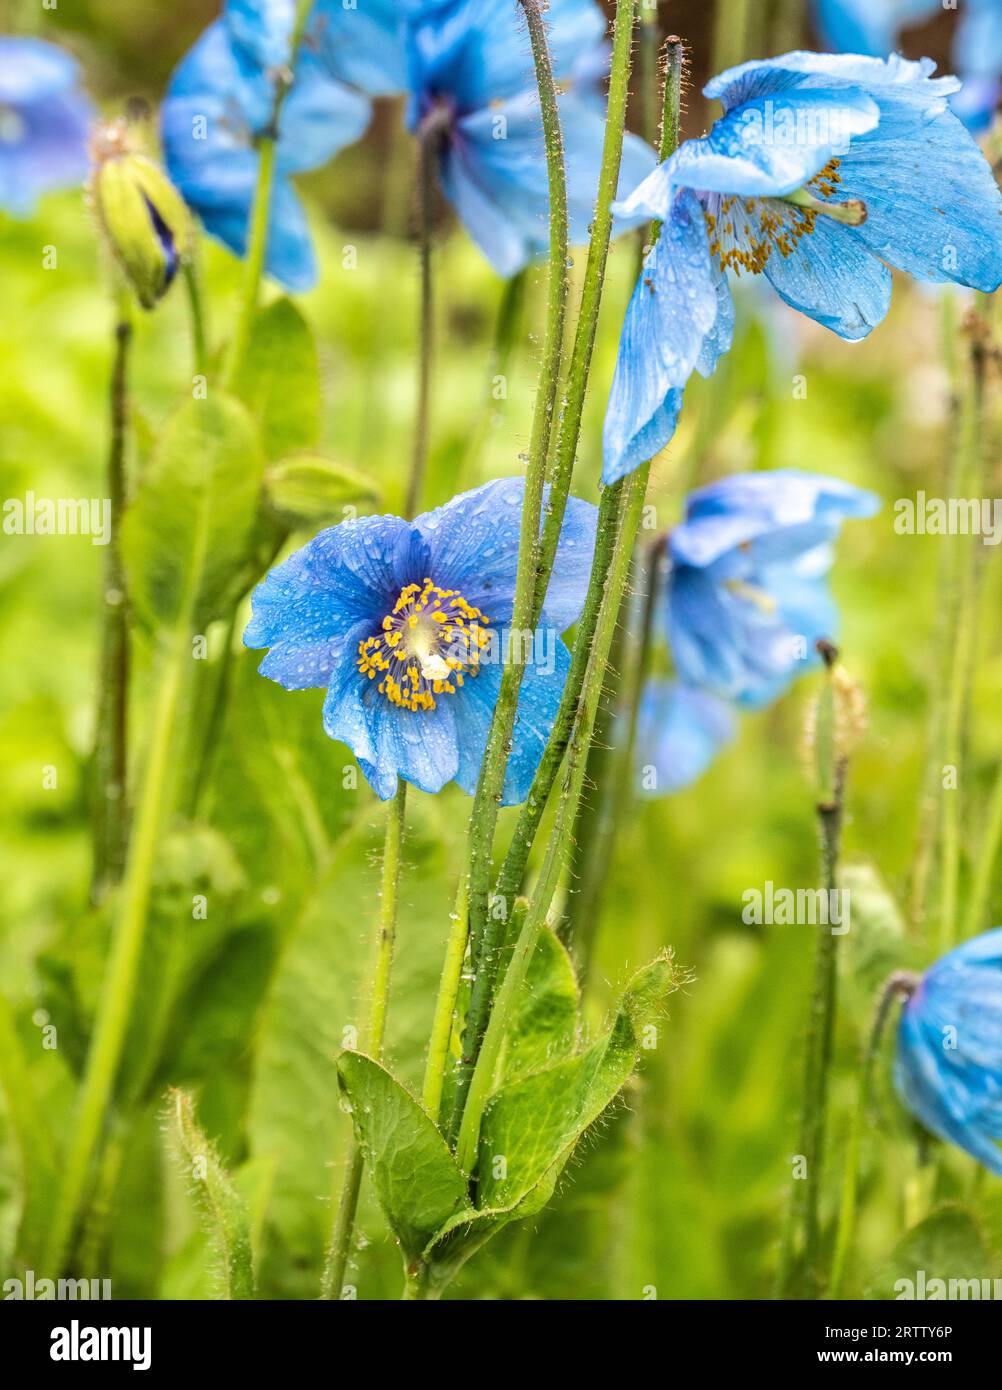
left=322, top=785, right=407, bottom=1299
left=91, top=296, right=133, bottom=903
left=456, top=468, right=650, bottom=1176
left=47, top=630, right=189, bottom=1274
left=448, top=0, right=570, bottom=1144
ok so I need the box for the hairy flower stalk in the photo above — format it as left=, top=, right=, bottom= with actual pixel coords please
left=443, top=0, right=571, bottom=1145
left=456, top=468, right=651, bottom=1176
left=322, top=787, right=407, bottom=1299
left=493, top=33, right=683, bottom=953
left=441, top=0, right=646, bottom=1147
left=91, top=294, right=133, bottom=903
left=779, top=642, right=865, bottom=1298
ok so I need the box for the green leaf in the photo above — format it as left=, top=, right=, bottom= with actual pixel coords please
left=121, top=394, right=264, bottom=631
left=501, top=924, right=578, bottom=1085
left=478, top=952, right=675, bottom=1211
left=426, top=952, right=679, bottom=1288
left=263, top=452, right=380, bottom=528
left=168, top=1088, right=255, bottom=1299
left=336, top=1052, right=473, bottom=1268
left=233, top=298, right=320, bottom=459
left=866, top=1204, right=997, bottom=1299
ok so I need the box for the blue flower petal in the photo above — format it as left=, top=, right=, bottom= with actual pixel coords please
left=162, top=20, right=368, bottom=289
left=312, top=0, right=408, bottom=95
left=617, top=87, right=879, bottom=218
left=663, top=470, right=878, bottom=706
left=895, top=928, right=1002, bottom=1175
left=225, top=0, right=297, bottom=67
left=244, top=514, right=423, bottom=687
left=704, top=51, right=959, bottom=113
left=602, top=189, right=725, bottom=484
left=441, top=90, right=655, bottom=277
left=275, top=52, right=372, bottom=176
left=414, top=477, right=597, bottom=632
left=406, top=0, right=606, bottom=116
left=830, top=90, right=1002, bottom=294
left=359, top=695, right=460, bottom=800
left=452, top=636, right=572, bottom=804
left=636, top=679, right=736, bottom=795
left=760, top=212, right=892, bottom=339
left=0, top=38, right=93, bottom=216
left=671, top=470, right=881, bottom=568
left=0, top=35, right=84, bottom=101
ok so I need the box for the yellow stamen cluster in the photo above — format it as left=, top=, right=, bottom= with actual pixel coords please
left=703, top=158, right=844, bottom=277
left=357, top=578, right=491, bottom=712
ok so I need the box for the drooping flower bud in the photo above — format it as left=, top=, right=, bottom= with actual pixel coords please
left=89, top=120, right=191, bottom=310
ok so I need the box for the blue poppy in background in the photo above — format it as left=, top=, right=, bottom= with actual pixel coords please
left=660, top=470, right=879, bottom=709
left=814, top=0, right=1001, bottom=132
left=245, top=478, right=597, bottom=802
left=603, top=51, right=1002, bottom=484
left=636, top=678, right=736, bottom=795
left=404, top=0, right=657, bottom=276
left=895, top=928, right=1002, bottom=1175
left=0, top=36, right=93, bottom=216
left=226, top=0, right=407, bottom=95
left=161, top=16, right=371, bottom=290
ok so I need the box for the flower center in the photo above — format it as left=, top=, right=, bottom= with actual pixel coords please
left=357, top=578, right=491, bottom=712
left=704, top=159, right=866, bottom=276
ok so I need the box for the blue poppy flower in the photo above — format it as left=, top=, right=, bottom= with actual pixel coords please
left=636, top=678, right=736, bottom=795
left=404, top=0, right=657, bottom=276
left=0, top=37, right=93, bottom=217
left=815, top=0, right=1001, bottom=132
left=244, top=478, right=598, bottom=802
left=603, top=51, right=1002, bottom=484
left=661, top=470, right=879, bottom=709
left=895, top=928, right=1002, bottom=1175
left=161, top=17, right=371, bottom=290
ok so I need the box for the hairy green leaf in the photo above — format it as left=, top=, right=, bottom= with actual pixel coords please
left=336, top=1053, right=473, bottom=1268
left=168, top=1088, right=255, bottom=1299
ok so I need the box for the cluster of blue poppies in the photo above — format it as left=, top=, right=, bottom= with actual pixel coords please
left=160, top=0, right=655, bottom=288
left=3, top=3, right=1002, bottom=1180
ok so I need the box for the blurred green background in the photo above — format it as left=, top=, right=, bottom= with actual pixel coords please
left=2, top=0, right=1002, bottom=1299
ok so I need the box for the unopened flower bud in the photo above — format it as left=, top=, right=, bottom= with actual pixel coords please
left=89, top=120, right=191, bottom=310
left=803, top=640, right=867, bottom=805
